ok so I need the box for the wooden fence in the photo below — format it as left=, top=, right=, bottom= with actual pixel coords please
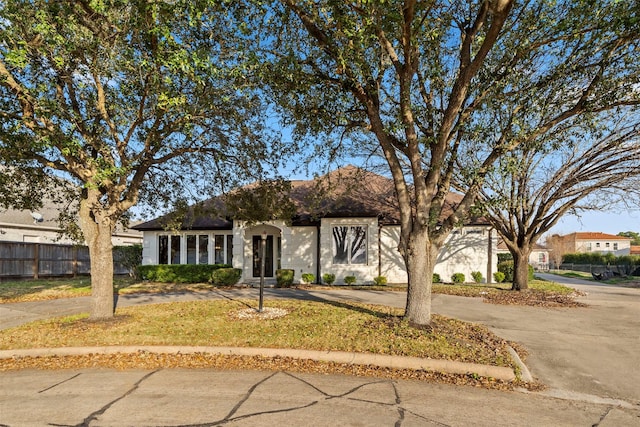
left=0, top=241, right=130, bottom=280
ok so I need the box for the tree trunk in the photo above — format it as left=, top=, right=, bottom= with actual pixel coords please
left=512, top=250, right=530, bottom=291
left=404, top=227, right=439, bottom=326
left=79, top=192, right=116, bottom=320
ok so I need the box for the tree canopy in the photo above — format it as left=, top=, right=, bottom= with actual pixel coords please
left=247, top=0, right=640, bottom=324
left=0, top=0, right=277, bottom=319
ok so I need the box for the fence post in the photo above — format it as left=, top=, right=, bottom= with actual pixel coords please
left=73, top=246, right=78, bottom=277
left=33, top=244, right=39, bottom=280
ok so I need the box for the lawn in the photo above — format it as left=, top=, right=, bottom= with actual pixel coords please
left=0, top=299, right=515, bottom=369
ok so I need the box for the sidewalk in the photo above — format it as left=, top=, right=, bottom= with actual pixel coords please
left=2, top=367, right=638, bottom=426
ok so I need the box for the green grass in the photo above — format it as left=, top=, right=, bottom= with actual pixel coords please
left=0, top=299, right=514, bottom=368
left=432, top=279, right=576, bottom=297
left=0, top=277, right=143, bottom=302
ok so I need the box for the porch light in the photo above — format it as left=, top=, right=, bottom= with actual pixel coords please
left=259, top=229, right=267, bottom=312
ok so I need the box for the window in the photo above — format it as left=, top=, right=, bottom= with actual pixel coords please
left=159, top=235, right=181, bottom=264
left=586, top=243, right=592, bottom=251
left=158, top=235, right=169, bottom=264
left=214, top=235, right=225, bottom=264
left=199, top=235, right=209, bottom=264
left=613, top=243, right=618, bottom=250
left=538, top=253, right=546, bottom=263
left=605, top=242, right=610, bottom=248
left=171, top=235, right=181, bottom=264
left=186, top=235, right=197, bottom=264
left=596, top=242, right=600, bottom=248
left=332, top=226, right=367, bottom=265
left=226, top=235, right=233, bottom=266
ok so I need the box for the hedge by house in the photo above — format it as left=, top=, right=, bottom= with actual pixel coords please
left=563, top=252, right=640, bottom=266
left=138, top=264, right=232, bottom=283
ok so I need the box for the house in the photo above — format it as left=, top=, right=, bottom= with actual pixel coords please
left=133, top=166, right=498, bottom=284
left=630, top=246, right=640, bottom=256
left=496, top=241, right=549, bottom=271
left=0, top=196, right=142, bottom=246
left=552, top=232, right=632, bottom=256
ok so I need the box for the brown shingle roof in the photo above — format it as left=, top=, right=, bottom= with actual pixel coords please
left=569, top=232, right=631, bottom=241
left=134, top=166, right=487, bottom=230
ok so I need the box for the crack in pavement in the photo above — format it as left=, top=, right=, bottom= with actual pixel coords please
left=38, top=373, right=82, bottom=394
left=592, top=406, right=613, bottom=427
left=46, top=369, right=161, bottom=427
left=165, top=371, right=451, bottom=427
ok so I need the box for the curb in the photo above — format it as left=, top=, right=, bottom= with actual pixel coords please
left=0, top=346, right=517, bottom=382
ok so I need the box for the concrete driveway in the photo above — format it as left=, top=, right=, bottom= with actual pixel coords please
left=0, top=276, right=640, bottom=426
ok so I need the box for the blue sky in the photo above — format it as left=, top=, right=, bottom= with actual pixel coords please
left=551, top=209, right=640, bottom=236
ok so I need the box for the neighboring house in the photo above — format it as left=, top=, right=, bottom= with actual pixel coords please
left=0, top=198, right=142, bottom=246
left=134, top=166, right=498, bottom=284
left=496, top=241, right=549, bottom=271
left=553, top=232, right=632, bottom=256
left=630, top=245, right=640, bottom=256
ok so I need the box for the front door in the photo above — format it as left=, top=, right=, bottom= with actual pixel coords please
left=253, top=235, right=274, bottom=277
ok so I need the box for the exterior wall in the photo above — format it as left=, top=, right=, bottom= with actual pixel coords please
left=379, top=226, right=407, bottom=283
left=436, top=226, right=495, bottom=283
left=319, top=217, right=379, bottom=285
left=1, top=223, right=141, bottom=246
left=286, top=226, right=318, bottom=281
left=139, top=219, right=496, bottom=285
left=574, top=239, right=631, bottom=256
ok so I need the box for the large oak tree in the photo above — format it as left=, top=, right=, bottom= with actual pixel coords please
left=476, top=117, right=640, bottom=290
left=251, top=0, right=640, bottom=325
left=0, top=0, right=275, bottom=319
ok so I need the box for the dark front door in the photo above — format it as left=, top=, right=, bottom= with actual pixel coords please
left=253, top=235, right=274, bottom=277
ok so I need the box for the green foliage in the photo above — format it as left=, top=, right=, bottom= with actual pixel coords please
left=493, top=272, right=506, bottom=283
left=301, top=273, right=315, bottom=284
left=343, top=275, right=356, bottom=285
left=373, top=276, right=387, bottom=286
left=563, top=252, right=640, bottom=266
left=617, top=231, right=640, bottom=245
left=471, top=271, right=483, bottom=284
left=139, top=264, right=230, bottom=284
left=451, top=273, right=465, bottom=284
left=497, top=261, right=515, bottom=283
left=113, top=245, right=143, bottom=278
left=432, top=273, right=441, bottom=283
left=276, top=269, right=295, bottom=288
left=223, top=179, right=297, bottom=225
left=322, top=273, right=336, bottom=285
left=210, top=268, right=242, bottom=287
left=497, top=253, right=513, bottom=263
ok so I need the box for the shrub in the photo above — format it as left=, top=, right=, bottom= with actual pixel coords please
left=139, top=264, right=230, bottom=283
left=497, top=261, right=514, bottom=282
left=276, top=269, right=295, bottom=288
left=301, top=273, right=315, bottom=284
left=451, top=273, right=465, bottom=283
left=344, top=275, right=357, bottom=285
left=471, top=271, right=483, bottom=283
left=210, top=268, right=242, bottom=286
left=113, top=244, right=142, bottom=278
left=432, top=273, right=441, bottom=283
left=497, top=261, right=534, bottom=282
left=493, top=271, right=506, bottom=283
left=373, top=275, right=387, bottom=286
left=322, top=273, right=336, bottom=285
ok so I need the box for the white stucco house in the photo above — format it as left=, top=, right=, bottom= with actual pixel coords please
left=133, top=167, right=498, bottom=284
left=496, top=241, right=549, bottom=271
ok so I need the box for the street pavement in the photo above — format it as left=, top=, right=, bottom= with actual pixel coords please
left=1, top=274, right=639, bottom=426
